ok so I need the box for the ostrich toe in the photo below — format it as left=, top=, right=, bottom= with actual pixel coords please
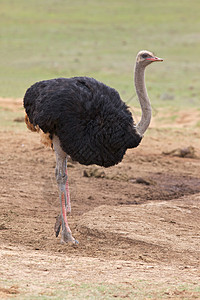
left=61, top=228, right=79, bottom=244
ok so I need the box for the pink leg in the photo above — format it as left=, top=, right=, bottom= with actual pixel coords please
left=60, top=192, right=78, bottom=244
left=65, top=168, right=71, bottom=213
left=61, top=192, right=71, bottom=233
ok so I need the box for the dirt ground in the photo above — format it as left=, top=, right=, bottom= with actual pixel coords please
left=0, top=98, right=200, bottom=299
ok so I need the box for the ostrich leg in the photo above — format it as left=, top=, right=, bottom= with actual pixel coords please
left=65, top=166, right=71, bottom=213
left=54, top=163, right=71, bottom=236
left=53, top=135, right=78, bottom=244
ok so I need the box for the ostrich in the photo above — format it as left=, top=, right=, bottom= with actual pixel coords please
left=23, top=50, right=163, bottom=244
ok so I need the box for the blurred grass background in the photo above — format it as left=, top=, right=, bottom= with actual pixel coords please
left=0, top=0, right=200, bottom=108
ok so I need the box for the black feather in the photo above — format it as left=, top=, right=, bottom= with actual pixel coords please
left=23, top=77, right=142, bottom=167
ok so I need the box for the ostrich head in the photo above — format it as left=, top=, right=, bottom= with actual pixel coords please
left=136, top=50, right=163, bottom=66
left=134, top=50, right=163, bottom=136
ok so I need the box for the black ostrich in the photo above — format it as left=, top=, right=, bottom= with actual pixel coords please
left=23, top=50, right=163, bottom=244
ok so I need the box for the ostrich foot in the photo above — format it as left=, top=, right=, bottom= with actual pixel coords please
left=54, top=216, right=78, bottom=244
left=54, top=212, right=70, bottom=238
left=54, top=214, right=79, bottom=244
left=61, top=228, right=79, bottom=244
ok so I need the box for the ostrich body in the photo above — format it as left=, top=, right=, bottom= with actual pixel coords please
left=23, top=50, right=163, bottom=244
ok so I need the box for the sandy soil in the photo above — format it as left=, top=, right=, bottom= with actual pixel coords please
left=0, top=98, right=200, bottom=299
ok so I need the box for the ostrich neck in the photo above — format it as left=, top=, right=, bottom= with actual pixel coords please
left=134, top=62, right=152, bottom=136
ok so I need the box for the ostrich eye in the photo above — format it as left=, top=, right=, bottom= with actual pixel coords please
left=142, top=53, right=148, bottom=59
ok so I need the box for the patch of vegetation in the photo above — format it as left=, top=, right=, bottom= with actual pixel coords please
left=196, top=120, right=200, bottom=127
left=0, top=0, right=200, bottom=108
left=0, top=110, right=25, bottom=131
left=5, top=280, right=199, bottom=300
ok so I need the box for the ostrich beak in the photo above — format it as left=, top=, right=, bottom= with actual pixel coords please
left=147, top=56, right=163, bottom=62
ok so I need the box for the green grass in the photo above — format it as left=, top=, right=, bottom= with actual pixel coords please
left=0, top=110, right=25, bottom=130
left=2, top=280, right=200, bottom=300
left=0, top=0, right=200, bottom=108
